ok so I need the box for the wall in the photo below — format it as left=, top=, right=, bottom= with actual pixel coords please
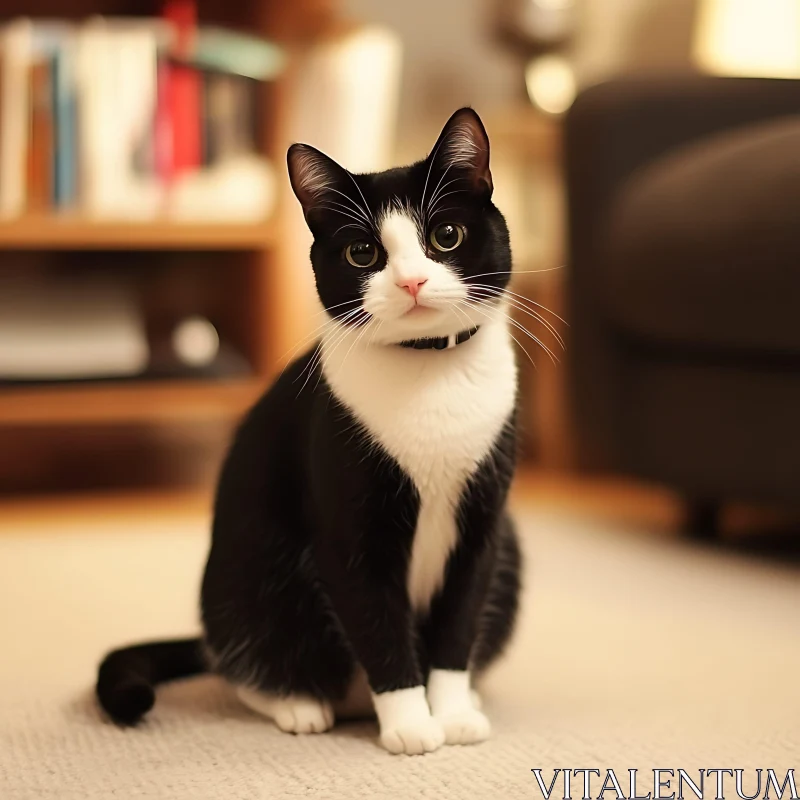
left=343, top=0, right=699, bottom=156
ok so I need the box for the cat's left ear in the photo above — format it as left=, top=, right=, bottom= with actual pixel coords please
left=287, top=143, right=350, bottom=217
left=428, top=107, right=493, bottom=196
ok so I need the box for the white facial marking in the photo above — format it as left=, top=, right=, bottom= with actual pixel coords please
left=361, top=209, right=476, bottom=344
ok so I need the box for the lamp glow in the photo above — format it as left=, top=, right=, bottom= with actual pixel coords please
left=694, top=0, right=800, bottom=78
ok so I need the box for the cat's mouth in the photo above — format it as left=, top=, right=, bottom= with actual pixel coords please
left=403, top=304, right=437, bottom=317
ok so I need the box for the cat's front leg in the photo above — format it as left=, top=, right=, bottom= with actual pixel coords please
left=422, top=531, right=498, bottom=745
left=313, top=529, right=444, bottom=755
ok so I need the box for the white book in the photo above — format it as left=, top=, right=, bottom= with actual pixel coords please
left=0, top=18, right=32, bottom=219
left=75, top=20, right=161, bottom=220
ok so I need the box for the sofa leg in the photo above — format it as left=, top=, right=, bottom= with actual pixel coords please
left=685, top=500, right=721, bottom=540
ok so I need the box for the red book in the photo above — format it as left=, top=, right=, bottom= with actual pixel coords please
left=167, top=62, right=201, bottom=174
left=161, top=0, right=200, bottom=176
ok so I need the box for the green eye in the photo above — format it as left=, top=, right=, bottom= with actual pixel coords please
left=344, top=241, right=379, bottom=268
left=430, top=223, right=465, bottom=252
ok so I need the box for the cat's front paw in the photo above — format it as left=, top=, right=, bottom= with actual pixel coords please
left=380, top=717, right=446, bottom=755
left=437, top=707, right=492, bottom=745
left=426, top=669, right=491, bottom=746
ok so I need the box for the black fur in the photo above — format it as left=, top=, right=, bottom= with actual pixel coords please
left=96, top=108, right=522, bottom=726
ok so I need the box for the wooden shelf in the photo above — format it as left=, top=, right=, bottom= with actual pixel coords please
left=0, top=379, right=264, bottom=426
left=0, top=218, right=278, bottom=250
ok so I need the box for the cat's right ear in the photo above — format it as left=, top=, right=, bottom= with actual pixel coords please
left=287, top=144, right=347, bottom=217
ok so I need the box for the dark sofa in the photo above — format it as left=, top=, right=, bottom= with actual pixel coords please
left=564, top=76, right=800, bottom=534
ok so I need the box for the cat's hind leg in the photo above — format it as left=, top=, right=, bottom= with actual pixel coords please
left=236, top=686, right=334, bottom=734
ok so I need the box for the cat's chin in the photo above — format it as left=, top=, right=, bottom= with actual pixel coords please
left=402, top=305, right=439, bottom=319
left=369, top=316, right=483, bottom=347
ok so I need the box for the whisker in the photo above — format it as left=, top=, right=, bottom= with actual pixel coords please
left=317, top=314, right=368, bottom=382
left=368, top=318, right=383, bottom=348
left=299, top=310, right=369, bottom=396
left=420, top=136, right=448, bottom=222
left=292, top=340, right=323, bottom=392
left=427, top=188, right=469, bottom=219
left=291, top=307, right=364, bottom=382
left=345, top=173, right=375, bottom=228
left=463, top=296, right=559, bottom=365
left=504, top=311, right=559, bottom=363
left=314, top=297, right=364, bottom=316
left=500, top=310, right=560, bottom=365
left=333, top=222, right=369, bottom=237
left=425, top=165, right=455, bottom=219
left=428, top=206, right=461, bottom=220
left=338, top=316, right=374, bottom=375
left=315, top=203, right=371, bottom=231
left=324, top=187, right=376, bottom=231
left=467, top=266, right=565, bottom=281
left=466, top=280, right=568, bottom=325
left=279, top=306, right=361, bottom=374
left=428, top=174, right=465, bottom=212
left=468, top=286, right=566, bottom=348
left=451, top=298, right=539, bottom=371
left=279, top=321, right=331, bottom=369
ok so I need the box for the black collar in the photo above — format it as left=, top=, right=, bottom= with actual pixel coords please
left=398, top=326, right=479, bottom=351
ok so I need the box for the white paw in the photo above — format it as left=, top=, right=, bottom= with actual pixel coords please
left=236, top=687, right=334, bottom=734
left=470, top=689, right=482, bottom=710
left=380, top=717, right=446, bottom=755
left=272, top=696, right=334, bottom=734
left=437, top=707, right=491, bottom=745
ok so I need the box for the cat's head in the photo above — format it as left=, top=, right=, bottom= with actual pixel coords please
left=287, top=108, right=511, bottom=344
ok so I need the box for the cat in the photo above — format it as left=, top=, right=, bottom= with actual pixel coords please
left=97, top=108, right=523, bottom=756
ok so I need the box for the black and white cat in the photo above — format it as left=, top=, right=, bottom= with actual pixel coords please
left=97, top=108, right=522, bottom=756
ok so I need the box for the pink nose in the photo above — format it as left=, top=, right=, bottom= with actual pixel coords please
left=397, top=278, right=428, bottom=298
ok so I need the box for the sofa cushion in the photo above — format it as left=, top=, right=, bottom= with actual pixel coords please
left=603, top=116, right=800, bottom=357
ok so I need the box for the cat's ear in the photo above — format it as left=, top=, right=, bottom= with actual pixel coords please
left=287, top=144, right=349, bottom=216
left=428, top=107, right=492, bottom=196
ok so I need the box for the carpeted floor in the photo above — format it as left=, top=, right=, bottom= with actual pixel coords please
left=1, top=490, right=798, bottom=799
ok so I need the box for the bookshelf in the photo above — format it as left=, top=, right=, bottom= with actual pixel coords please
left=0, top=378, right=263, bottom=425
left=0, top=0, right=336, bottom=491
left=0, top=218, right=278, bottom=249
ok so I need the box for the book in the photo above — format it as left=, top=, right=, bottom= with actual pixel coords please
left=52, top=32, right=78, bottom=209
left=203, top=72, right=258, bottom=165
left=27, top=58, right=54, bottom=211
left=167, top=61, right=201, bottom=175
left=0, top=19, right=33, bottom=218
left=0, top=14, right=285, bottom=222
left=76, top=19, right=161, bottom=219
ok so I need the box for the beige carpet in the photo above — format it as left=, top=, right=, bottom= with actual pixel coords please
left=1, top=492, right=798, bottom=799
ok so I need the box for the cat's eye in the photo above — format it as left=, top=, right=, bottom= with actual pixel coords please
left=344, top=241, right=379, bottom=268
left=430, top=223, right=465, bottom=252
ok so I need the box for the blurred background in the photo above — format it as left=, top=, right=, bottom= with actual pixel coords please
left=1, top=0, right=799, bottom=532
left=1, top=2, right=799, bottom=793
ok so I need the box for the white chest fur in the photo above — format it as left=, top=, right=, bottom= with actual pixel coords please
left=321, top=320, right=517, bottom=612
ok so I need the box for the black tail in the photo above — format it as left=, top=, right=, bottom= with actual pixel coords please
left=96, top=637, right=207, bottom=725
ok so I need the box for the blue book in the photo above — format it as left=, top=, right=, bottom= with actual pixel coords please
left=52, top=40, right=76, bottom=208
